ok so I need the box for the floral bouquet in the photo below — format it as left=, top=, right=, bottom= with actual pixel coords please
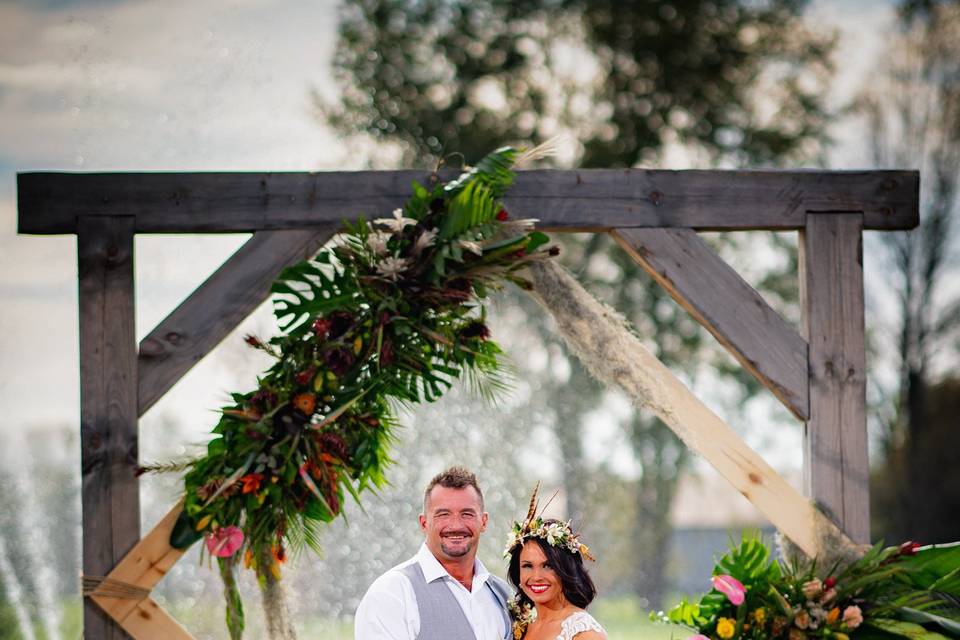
left=654, top=534, right=960, bottom=639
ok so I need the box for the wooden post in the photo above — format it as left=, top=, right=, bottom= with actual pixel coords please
left=79, top=215, right=139, bottom=639
left=800, top=214, right=870, bottom=543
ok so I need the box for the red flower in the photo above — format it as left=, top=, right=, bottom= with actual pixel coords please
left=240, top=473, right=264, bottom=494
left=496, top=208, right=509, bottom=221
left=244, top=334, right=262, bottom=348
left=294, top=367, right=316, bottom=386
left=312, top=317, right=333, bottom=339
left=899, top=541, right=921, bottom=556
left=272, top=543, right=286, bottom=564
left=824, top=576, right=837, bottom=590
left=324, top=347, right=355, bottom=375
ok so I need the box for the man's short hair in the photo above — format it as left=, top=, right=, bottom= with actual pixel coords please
left=423, top=466, right=484, bottom=511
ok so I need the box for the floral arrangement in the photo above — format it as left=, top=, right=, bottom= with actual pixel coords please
left=509, top=593, right=537, bottom=640
left=504, top=483, right=595, bottom=560
left=147, top=147, right=557, bottom=639
left=654, top=534, right=960, bottom=640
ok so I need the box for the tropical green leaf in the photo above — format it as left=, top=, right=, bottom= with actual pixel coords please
left=900, top=607, right=960, bottom=636
left=868, top=617, right=953, bottom=639
left=170, top=510, right=203, bottom=549
left=900, top=543, right=960, bottom=592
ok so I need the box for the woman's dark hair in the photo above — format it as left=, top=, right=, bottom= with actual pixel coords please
left=507, top=521, right=597, bottom=610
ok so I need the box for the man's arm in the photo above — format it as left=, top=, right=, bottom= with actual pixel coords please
left=354, top=573, right=416, bottom=640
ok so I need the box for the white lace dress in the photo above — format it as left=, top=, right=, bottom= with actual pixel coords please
left=556, top=611, right=606, bottom=640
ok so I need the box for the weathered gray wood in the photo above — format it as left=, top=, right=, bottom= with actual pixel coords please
left=138, top=227, right=337, bottom=416
left=800, top=213, right=870, bottom=543
left=79, top=216, right=138, bottom=640
left=613, top=227, right=809, bottom=419
left=18, top=169, right=919, bottom=234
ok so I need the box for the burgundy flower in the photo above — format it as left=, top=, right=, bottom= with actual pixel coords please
left=312, top=317, right=333, bottom=339
left=244, top=334, right=262, bottom=348
left=272, top=404, right=308, bottom=436
left=324, top=347, right=355, bottom=376
left=379, top=339, right=395, bottom=367
left=496, top=208, right=509, bottom=221
left=459, top=321, right=491, bottom=341
left=328, top=311, right=354, bottom=339
left=824, top=576, right=837, bottom=590
left=318, top=432, right=349, bottom=461
left=548, top=245, right=561, bottom=257
left=251, top=389, right=278, bottom=412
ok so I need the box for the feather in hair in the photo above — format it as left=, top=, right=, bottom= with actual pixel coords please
left=525, top=481, right=540, bottom=522
left=514, top=134, right=569, bottom=168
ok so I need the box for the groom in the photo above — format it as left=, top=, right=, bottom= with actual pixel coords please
left=354, top=466, right=512, bottom=639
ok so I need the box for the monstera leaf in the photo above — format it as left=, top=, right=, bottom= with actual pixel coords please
left=272, top=254, right=357, bottom=336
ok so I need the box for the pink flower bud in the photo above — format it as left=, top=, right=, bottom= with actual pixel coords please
left=711, top=574, right=746, bottom=606
left=205, top=525, right=244, bottom=558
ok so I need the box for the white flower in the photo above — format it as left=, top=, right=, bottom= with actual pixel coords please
left=376, top=256, right=411, bottom=281
left=375, top=208, right=417, bottom=233
left=366, top=231, right=392, bottom=256
left=458, top=240, right=483, bottom=255
left=413, top=227, right=439, bottom=254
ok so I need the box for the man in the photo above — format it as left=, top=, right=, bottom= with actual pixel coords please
left=355, top=466, right=512, bottom=639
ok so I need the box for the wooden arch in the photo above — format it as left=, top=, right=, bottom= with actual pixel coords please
left=17, top=168, right=919, bottom=638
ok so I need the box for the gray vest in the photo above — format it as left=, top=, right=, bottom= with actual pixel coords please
left=400, top=562, right=512, bottom=640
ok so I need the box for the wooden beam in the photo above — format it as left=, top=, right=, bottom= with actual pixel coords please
left=89, top=501, right=188, bottom=635
left=613, top=227, right=809, bottom=419
left=79, top=215, right=139, bottom=639
left=800, top=213, right=870, bottom=543
left=138, top=227, right=337, bottom=416
left=526, top=260, right=857, bottom=558
left=18, top=169, right=919, bottom=234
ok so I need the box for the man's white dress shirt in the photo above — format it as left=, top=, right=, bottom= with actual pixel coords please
left=354, top=543, right=507, bottom=640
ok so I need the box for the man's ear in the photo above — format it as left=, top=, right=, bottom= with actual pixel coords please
left=419, top=514, right=427, bottom=532
left=480, top=511, right=488, bottom=532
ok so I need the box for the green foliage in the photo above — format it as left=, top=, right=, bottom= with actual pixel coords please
left=322, top=0, right=834, bottom=168
left=659, top=535, right=960, bottom=640
left=157, top=147, right=557, bottom=637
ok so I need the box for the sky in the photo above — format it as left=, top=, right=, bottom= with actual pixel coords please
left=0, top=0, right=900, bottom=472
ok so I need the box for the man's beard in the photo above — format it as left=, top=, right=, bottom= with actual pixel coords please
left=440, top=534, right=472, bottom=557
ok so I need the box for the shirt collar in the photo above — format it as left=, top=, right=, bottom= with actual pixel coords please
left=416, top=542, right=490, bottom=584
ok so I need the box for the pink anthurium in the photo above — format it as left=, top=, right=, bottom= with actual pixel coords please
left=711, top=574, right=746, bottom=605
left=205, top=525, right=244, bottom=558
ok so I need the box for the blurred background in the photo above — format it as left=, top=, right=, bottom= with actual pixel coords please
left=1, top=0, right=958, bottom=638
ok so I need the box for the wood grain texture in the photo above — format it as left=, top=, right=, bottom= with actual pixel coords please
left=138, top=227, right=337, bottom=416
left=18, top=169, right=919, bottom=234
left=526, top=260, right=852, bottom=558
left=89, top=502, right=187, bottom=634
left=613, top=227, right=809, bottom=419
left=78, top=215, right=139, bottom=640
left=800, top=214, right=870, bottom=543
left=113, top=598, right=194, bottom=640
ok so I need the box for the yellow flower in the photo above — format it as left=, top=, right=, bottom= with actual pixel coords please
left=717, top=617, right=736, bottom=639
left=195, top=514, right=213, bottom=531
left=513, top=623, right=523, bottom=640
left=753, top=608, right=767, bottom=625
left=835, top=634, right=849, bottom=640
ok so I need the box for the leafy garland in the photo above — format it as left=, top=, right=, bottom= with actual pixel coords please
left=655, top=534, right=960, bottom=640
left=158, top=147, right=556, bottom=638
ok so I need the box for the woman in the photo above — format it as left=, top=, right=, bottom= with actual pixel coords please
left=504, top=487, right=606, bottom=640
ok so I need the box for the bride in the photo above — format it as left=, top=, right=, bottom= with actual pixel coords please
left=504, top=491, right=606, bottom=640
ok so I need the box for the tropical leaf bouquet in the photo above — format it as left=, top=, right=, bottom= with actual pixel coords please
left=655, top=534, right=960, bottom=640
left=146, top=146, right=556, bottom=638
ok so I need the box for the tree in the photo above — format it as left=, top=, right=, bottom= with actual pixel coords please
left=860, top=1, right=960, bottom=542
left=321, top=0, right=834, bottom=168
left=321, top=0, right=833, bottom=606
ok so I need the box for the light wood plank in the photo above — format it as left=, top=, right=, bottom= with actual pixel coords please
left=79, top=215, right=139, bottom=640
left=800, top=214, right=870, bottom=543
left=613, top=227, right=809, bottom=419
left=138, top=227, right=337, bottom=416
left=18, top=169, right=919, bottom=234
left=89, top=501, right=187, bottom=627
left=526, top=260, right=857, bottom=558
left=115, top=598, right=193, bottom=640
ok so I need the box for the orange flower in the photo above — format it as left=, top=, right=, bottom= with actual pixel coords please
left=293, top=392, right=316, bottom=416
left=826, top=607, right=840, bottom=625
left=272, top=544, right=286, bottom=564
left=243, top=548, right=255, bottom=569
left=240, top=473, right=264, bottom=494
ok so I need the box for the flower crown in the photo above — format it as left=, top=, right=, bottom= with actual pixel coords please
left=503, top=483, right=595, bottom=561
